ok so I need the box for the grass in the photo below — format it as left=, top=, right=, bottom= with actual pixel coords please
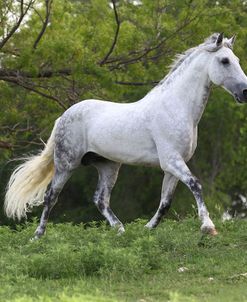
left=1, top=218, right=247, bottom=301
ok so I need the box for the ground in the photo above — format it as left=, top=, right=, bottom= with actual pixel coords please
left=0, top=218, right=247, bottom=302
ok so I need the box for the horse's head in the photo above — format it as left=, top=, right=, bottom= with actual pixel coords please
left=207, top=33, right=247, bottom=103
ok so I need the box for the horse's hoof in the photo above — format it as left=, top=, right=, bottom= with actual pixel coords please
left=30, top=235, right=40, bottom=242
left=201, top=225, right=218, bottom=236
left=117, top=225, right=125, bottom=235
left=144, top=222, right=155, bottom=229
left=209, top=228, right=218, bottom=236
left=30, top=229, right=45, bottom=241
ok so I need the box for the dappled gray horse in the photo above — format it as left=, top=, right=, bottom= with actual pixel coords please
left=5, top=33, right=247, bottom=239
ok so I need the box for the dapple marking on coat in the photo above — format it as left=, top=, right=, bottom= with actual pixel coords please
left=5, top=33, right=247, bottom=239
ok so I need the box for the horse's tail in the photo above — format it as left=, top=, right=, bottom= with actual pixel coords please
left=5, top=118, right=60, bottom=220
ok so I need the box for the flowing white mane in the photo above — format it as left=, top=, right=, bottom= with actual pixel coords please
left=168, top=47, right=196, bottom=74
left=155, top=33, right=233, bottom=88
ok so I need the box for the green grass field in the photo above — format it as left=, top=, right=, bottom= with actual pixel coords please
left=1, top=218, right=247, bottom=302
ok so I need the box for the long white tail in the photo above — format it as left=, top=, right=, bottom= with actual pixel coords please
left=5, top=119, right=60, bottom=220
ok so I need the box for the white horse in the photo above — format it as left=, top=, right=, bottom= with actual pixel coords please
left=5, top=33, right=247, bottom=239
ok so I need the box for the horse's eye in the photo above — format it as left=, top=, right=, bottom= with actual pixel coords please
left=221, top=58, right=230, bottom=65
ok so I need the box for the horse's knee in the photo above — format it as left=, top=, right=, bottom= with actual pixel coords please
left=188, top=177, right=202, bottom=195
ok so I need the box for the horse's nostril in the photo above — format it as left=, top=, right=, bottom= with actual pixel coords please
left=243, top=89, right=247, bottom=100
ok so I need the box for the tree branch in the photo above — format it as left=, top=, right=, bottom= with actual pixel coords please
left=0, top=0, right=35, bottom=50
left=0, top=141, right=13, bottom=149
left=105, top=10, right=204, bottom=70
left=115, top=80, right=158, bottom=86
left=99, top=0, right=120, bottom=66
left=0, top=67, right=71, bottom=78
left=33, top=0, right=53, bottom=49
left=1, top=76, right=67, bottom=109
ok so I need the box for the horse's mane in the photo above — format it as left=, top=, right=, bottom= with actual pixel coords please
left=168, top=33, right=224, bottom=74
left=156, top=46, right=197, bottom=87
left=168, top=47, right=196, bottom=74
left=156, top=33, right=231, bottom=88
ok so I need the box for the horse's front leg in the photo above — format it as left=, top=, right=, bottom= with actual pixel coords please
left=157, top=148, right=217, bottom=235
left=146, top=172, right=178, bottom=228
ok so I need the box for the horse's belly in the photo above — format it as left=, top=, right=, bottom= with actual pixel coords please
left=93, top=147, right=160, bottom=166
left=88, top=130, right=159, bottom=166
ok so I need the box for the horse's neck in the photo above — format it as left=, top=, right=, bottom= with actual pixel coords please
left=159, top=52, right=211, bottom=126
left=176, top=58, right=211, bottom=125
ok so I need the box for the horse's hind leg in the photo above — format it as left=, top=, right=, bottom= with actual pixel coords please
left=33, top=169, right=72, bottom=239
left=93, top=160, right=124, bottom=232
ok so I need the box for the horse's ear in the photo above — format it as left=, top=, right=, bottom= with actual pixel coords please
left=228, top=35, right=236, bottom=48
left=216, top=32, right=224, bottom=46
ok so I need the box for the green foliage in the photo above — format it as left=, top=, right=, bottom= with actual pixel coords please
left=1, top=219, right=247, bottom=301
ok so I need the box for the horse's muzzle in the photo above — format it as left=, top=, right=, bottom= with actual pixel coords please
left=223, top=79, right=247, bottom=103
left=234, top=89, right=247, bottom=103
left=243, top=89, right=247, bottom=101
